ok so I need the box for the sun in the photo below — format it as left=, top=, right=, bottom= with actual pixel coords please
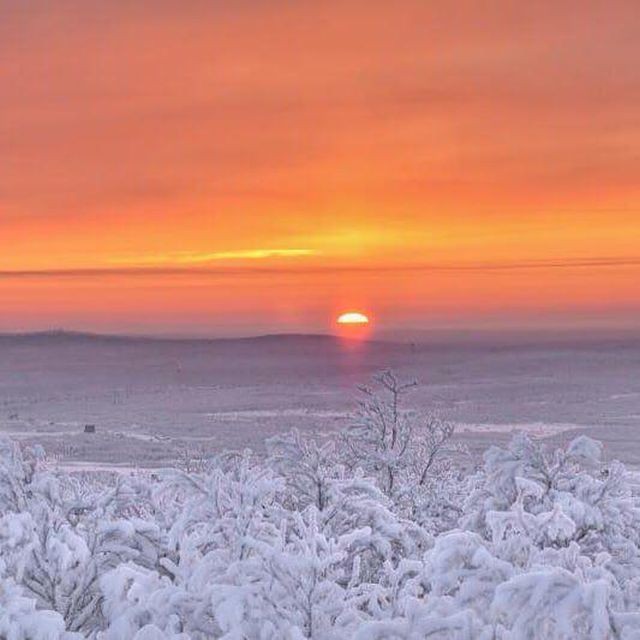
left=336, top=311, right=370, bottom=326
left=335, top=311, right=372, bottom=343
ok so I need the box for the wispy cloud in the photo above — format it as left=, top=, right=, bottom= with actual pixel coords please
left=2, top=257, right=640, bottom=280
left=107, top=248, right=319, bottom=266
left=108, top=249, right=320, bottom=266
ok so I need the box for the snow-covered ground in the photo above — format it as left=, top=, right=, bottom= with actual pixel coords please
left=3, top=336, right=640, bottom=638
left=1, top=331, right=639, bottom=468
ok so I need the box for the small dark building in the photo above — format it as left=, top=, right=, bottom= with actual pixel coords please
left=84, top=424, right=96, bottom=434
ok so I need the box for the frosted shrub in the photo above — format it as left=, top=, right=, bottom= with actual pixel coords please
left=340, top=372, right=464, bottom=533
left=464, top=433, right=640, bottom=557
left=464, top=432, right=640, bottom=636
left=0, top=438, right=165, bottom=635
left=0, top=578, right=80, bottom=640
left=267, top=430, right=338, bottom=512
left=342, top=372, right=456, bottom=500
left=267, top=429, right=430, bottom=579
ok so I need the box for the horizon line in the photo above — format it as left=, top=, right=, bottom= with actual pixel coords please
left=2, top=327, right=640, bottom=345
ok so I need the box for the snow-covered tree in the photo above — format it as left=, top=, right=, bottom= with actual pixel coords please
left=340, top=371, right=463, bottom=532
left=267, top=430, right=338, bottom=512
left=0, top=578, right=81, bottom=640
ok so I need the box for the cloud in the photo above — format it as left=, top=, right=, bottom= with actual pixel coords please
left=107, top=248, right=320, bottom=266
left=2, top=256, right=640, bottom=280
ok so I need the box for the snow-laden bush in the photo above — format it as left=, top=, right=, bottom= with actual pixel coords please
left=340, top=371, right=466, bottom=534
left=2, top=375, right=640, bottom=639
left=0, top=437, right=165, bottom=634
left=462, top=432, right=640, bottom=638
left=0, top=577, right=81, bottom=640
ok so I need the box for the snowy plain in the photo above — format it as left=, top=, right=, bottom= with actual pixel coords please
left=1, top=331, right=639, bottom=468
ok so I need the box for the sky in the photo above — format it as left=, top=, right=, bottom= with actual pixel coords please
left=1, top=1, right=639, bottom=336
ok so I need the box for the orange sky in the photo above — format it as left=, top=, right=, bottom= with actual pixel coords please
left=1, top=1, right=639, bottom=335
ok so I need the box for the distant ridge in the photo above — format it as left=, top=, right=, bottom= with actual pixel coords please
left=1, top=328, right=637, bottom=350
left=0, top=329, right=385, bottom=346
left=0, top=329, right=150, bottom=343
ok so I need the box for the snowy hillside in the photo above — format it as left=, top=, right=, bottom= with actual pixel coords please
left=2, top=372, right=640, bottom=639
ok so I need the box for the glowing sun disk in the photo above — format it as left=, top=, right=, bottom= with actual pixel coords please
left=337, top=312, right=370, bottom=325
